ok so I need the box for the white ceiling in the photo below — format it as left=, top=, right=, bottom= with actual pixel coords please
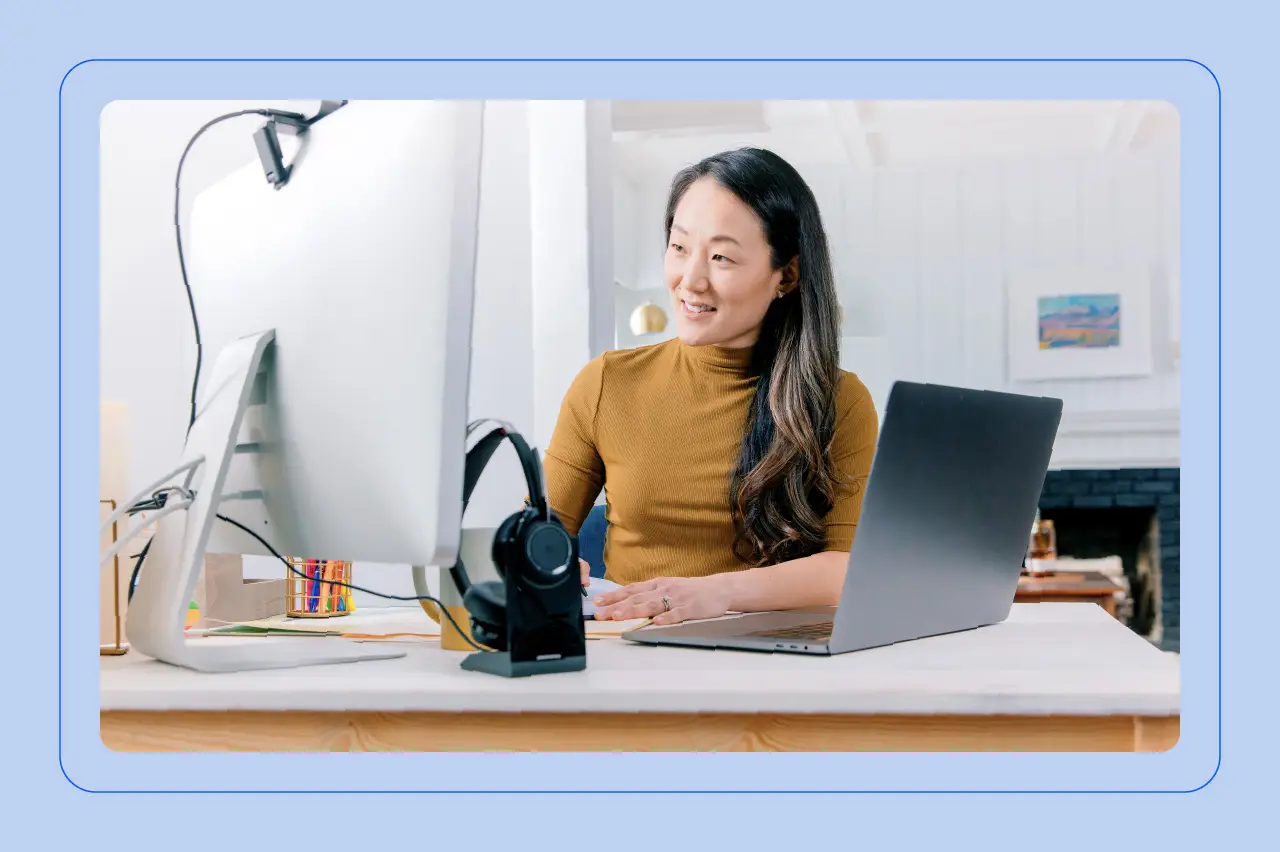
left=611, top=100, right=1178, bottom=181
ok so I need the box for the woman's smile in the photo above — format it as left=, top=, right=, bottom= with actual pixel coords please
left=679, top=298, right=717, bottom=319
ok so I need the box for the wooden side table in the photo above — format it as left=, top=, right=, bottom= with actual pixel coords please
left=1016, top=571, right=1126, bottom=617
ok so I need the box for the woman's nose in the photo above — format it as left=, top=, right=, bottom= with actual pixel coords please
left=680, top=257, right=710, bottom=292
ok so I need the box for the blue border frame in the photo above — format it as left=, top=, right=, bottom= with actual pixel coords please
left=64, top=57, right=1220, bottom=795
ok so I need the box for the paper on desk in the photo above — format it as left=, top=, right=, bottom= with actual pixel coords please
left=585, top=617, right=650, bottom=637
left=341, top=627, right=442, bottom=641
left=206, top=620, right=339, bottom=637
left=344, top=620, right=644, bottom=644
left=207, top=609, right=440, bottom=638
left=207, top=598, right=644, bottom=642
left=582, top=577, right=624, bottom=618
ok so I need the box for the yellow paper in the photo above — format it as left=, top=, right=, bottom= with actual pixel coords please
left=585, top=618, right=650, bottom=637
left=208, top=611, right=649, bottom=641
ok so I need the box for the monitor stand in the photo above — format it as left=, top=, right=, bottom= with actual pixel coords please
left=125, top=330, right=406, bottom=672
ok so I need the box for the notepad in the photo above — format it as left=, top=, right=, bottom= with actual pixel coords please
left=582, top=577, right=623, bottom=619
left=584, top=617, right=650, bottom=637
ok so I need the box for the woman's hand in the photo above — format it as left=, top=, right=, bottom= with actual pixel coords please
left=579, top=558, right=591, bottom=588
left=592, top=575, right=734, bottom=625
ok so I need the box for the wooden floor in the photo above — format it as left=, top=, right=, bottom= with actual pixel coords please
left=101, top=711, right=1180, bottom=752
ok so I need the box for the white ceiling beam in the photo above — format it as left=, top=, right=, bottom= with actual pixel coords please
left=827, top=100, right=875, bottom=171
left=1105, top=101, right=1147, bottom=151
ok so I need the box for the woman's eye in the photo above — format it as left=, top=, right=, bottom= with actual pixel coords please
left=712, top=254, right=732, bottom=263
left=669, top=243, right=684, bottom=253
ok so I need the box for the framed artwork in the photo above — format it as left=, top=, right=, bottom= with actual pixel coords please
left=1007, top=266, right=1153, bottom=381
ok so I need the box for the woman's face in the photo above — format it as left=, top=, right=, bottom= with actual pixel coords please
left=664, top=177, right=792, bottom=349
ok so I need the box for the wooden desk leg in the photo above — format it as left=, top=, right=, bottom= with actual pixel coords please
left=1101, top=597, right=1118, bottom=618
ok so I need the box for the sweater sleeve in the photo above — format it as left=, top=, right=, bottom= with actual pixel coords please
left=543, top=355, right=607, bottom=536
left=823, top=372, right=879, bottom=552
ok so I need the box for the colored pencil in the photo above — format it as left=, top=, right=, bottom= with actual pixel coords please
left=321, top=560, right=336, bottom=613
left=330, top=560, right=340, bottom=611
left=308, top=558, right=319, bottom=612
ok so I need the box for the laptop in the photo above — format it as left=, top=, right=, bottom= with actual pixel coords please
left=622, top=381, right=1063, bottom=655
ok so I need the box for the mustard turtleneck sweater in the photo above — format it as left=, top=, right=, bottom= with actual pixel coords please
left=543, top=338, right=879, bottom=585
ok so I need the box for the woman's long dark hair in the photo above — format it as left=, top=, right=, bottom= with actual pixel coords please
left=664, top=148, right=843, bottom=567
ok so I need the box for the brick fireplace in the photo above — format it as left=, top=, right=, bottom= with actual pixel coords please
left=1037, top=468, right=1180, bottom=652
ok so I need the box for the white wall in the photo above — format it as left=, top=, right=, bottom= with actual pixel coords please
left=100, top=100, right=539, bottom=604
left=616, top=147, right=1180, bottom=469
left=464, top=101, right=536, bottom=528
left=631, top=183, right=669, bottom=295
left=612, top=176, right=640, bottom=289
left=529, top=101, right=615, bottom=447
left=833, top=150, right=1180, bottom=468
left=100, top=100, right=312, bottom=501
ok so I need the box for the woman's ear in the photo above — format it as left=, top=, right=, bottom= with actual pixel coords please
left=776, top=256, right=801, bottom=298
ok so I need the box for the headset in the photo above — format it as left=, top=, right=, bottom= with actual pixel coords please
left=451, top=419, right=579, bottom=651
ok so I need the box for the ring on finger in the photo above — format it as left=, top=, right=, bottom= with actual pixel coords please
left=661, top=595, right=672, bottom=613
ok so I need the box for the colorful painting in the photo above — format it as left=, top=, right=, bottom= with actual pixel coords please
left=1037, top=294, right=1120, bottom=349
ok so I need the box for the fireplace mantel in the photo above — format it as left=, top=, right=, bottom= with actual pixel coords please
left=1049, top=409, right=1180, bottom=470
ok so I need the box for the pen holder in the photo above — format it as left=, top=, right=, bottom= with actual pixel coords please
left=285, top=558, right=355, bottom=617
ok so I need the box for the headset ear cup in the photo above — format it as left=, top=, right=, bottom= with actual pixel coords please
left=463, top=581, right=508, bottom=651
left=470, top=622, right=503, bottom=651
left=469, top=618, right=504, bottom=651
left=492, top=510, right=526, bottom=577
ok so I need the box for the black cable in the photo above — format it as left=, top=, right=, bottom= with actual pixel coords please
left=126, top=538, right=151, bottom=604
left=130, top=109, right=283, bottom=599
left=176, top=110, right=271, bottom=433
left=124, top=487, right=188, bottom=602
left=126, top=485, right=188, bottom=514
left=123, top=498, right=483, bottom=649
left=214, top=513, right=488, bottom=652
left=175, top=107, right=312, bottom=434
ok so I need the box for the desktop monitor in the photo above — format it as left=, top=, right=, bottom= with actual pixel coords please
left=122, top=100, right=486, bottom=671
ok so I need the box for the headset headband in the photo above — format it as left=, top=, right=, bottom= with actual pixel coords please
left=462, top=419, right=548, bottom=521
left=448, top=420, right=550, bottom=597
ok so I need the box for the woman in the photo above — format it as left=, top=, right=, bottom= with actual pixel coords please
left=544, top=147, right=878, bottom=626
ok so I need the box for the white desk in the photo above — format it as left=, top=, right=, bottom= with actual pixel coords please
left=100, top=603, right=1179, bottom=752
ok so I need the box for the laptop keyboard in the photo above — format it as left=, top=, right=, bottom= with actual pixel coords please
left=748, top=621, right=834, bottom=642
